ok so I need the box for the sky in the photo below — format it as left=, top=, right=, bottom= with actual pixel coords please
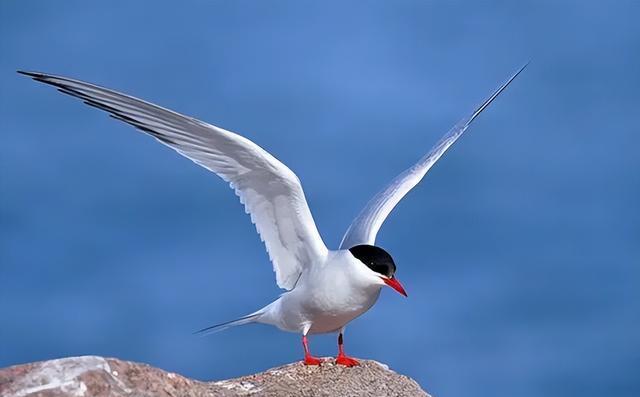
left=1, top=1, right=639, bottom=396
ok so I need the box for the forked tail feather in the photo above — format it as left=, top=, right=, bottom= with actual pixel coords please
left=194, top=310, right=264, bottom=335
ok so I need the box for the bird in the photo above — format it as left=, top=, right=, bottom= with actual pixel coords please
left=18, top=64, right=526, bottom=367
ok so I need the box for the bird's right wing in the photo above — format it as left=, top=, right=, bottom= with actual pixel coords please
left=339, top=64, right=527, bottom=249
left=19, top=71, right=328, bottom=290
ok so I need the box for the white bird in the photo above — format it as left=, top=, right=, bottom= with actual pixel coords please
left=19, top=64, right=525, bottom=367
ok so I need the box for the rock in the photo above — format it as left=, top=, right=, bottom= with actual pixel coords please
left=0, top=356, right=430, bottom=397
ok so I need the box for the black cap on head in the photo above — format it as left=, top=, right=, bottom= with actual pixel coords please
left=348, top=244, right=396, bottom=278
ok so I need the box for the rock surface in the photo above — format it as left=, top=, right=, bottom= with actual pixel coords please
left=0, top=356, right=430, bottom=397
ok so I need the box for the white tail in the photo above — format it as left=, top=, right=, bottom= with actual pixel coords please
left=194, top=310, right=264, bottom=335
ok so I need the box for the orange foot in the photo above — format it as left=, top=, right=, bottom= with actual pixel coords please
left=304, top=355, right=323, bottom=366
left=335, top=355, right=360, bottom=367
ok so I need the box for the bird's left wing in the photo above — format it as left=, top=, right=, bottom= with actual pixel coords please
left=339, top=64, right=527, bottom=249
left=19, top=71, right=328, bottom=290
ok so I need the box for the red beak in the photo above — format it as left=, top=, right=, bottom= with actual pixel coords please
left=381, top=276, right=408, bottom=297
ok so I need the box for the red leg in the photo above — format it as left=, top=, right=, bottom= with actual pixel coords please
left=302, top=335, right=322, bottom=365
left=335, top=332, right=359, bottom=367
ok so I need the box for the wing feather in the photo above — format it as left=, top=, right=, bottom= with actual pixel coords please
left=339, top=64, right=527, bottom=249
left=20, top=71, right=328, bottom=290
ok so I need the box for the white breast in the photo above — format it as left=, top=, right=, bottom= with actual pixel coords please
left=261, top=250, right=383, bottom=334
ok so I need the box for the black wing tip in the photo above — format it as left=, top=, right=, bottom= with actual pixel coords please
left=193, top=325, right=217, bottom=335
left=499, top=61, right=530, bottom=97
left=512, top=61, right=530, bottom=79
left=504, top=61, right=530, bottom=88
left=17, top=70, right=43, bottom=78
left=17, top=70, right=53, bottom=85
left=454, top=61, right=530, bottom=131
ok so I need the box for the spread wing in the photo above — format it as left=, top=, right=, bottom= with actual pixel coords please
left=19, top=71, right=328, bottom=290
left=339, top=64, right=527, bottom=249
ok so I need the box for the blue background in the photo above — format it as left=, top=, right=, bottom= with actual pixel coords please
left=1, top=1, right=638, bottom=396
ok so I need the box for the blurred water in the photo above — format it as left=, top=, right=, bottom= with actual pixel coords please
left=1, top=1, right=638, bottom=396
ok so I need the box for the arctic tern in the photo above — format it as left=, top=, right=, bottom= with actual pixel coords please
left=19, top=64, right=525, bottom=366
